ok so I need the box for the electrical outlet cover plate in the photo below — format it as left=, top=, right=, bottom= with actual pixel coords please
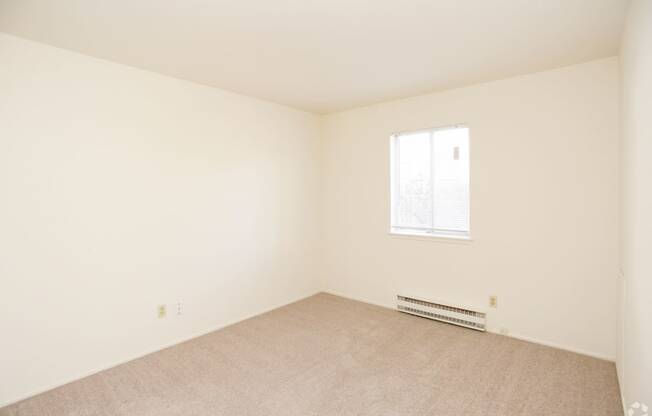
left=489, top=296, right=498, bottom=308
left=158, top=305, right=167, bottom=318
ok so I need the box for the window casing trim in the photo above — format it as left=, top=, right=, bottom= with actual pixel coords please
left=389, top=124, right=471, bottom=240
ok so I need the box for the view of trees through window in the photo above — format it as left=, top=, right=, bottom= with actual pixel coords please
left=391, top=126, right=469, bottom=236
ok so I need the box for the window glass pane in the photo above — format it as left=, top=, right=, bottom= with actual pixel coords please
left=432, top=127, right=469, bottom=231
left=396, top=132, right=432, bottom=228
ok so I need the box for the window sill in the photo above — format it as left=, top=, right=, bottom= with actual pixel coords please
left=388, top=230, right=473, bottom=244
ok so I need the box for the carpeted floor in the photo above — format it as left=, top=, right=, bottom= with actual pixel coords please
left=0, top=293, right=623, bottom=416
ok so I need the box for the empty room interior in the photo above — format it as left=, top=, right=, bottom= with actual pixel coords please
left=1, top=1, right=651, bottom=415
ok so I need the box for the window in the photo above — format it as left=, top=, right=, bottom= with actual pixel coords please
left=390, top=125, right=470, bottom=239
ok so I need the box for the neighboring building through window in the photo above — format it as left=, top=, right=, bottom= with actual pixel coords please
left=390, top=125, right=470, bottom=239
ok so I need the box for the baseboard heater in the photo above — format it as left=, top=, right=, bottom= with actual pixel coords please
left=397, top=294, right=487, bottom=331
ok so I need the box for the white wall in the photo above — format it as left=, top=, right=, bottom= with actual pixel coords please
left=619, top=0, right=652, bottom=408
left=320, top=58, right=620, bottom=360
left=0, top=33, right=321, bottom=406
left=0, top=31, right=625, bottom=408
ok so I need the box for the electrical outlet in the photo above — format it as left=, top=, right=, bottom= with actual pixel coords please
left=500, top=327, right=509, bottom=335
left=157, top=305, right=167, bottom=319
left=176, top=301, right=182, bottom=316
left=489, top=295, right=498, bottom=308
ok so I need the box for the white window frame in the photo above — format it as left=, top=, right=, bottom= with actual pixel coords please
left=389, top=124, right=471, bottom=241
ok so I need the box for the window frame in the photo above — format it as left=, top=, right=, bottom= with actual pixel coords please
left=389, top=124, right=471, bottom=241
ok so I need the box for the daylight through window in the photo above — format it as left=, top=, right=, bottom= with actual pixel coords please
left=390, top=125, right=470, bottom=238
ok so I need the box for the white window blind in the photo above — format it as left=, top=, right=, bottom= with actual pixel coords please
left=390, top=125, right=470, bottom=238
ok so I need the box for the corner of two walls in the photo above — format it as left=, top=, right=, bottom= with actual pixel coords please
left=0, top=29, right=630, bottom=407
left=0, top=33, right=323, bottom=407
left=617, top=0, right=652, bottom=409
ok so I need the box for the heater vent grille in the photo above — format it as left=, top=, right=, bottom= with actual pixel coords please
left=397, top=295, right=486, bottom=331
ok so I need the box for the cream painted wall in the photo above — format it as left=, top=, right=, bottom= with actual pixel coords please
left=619, top=0, right=652, bottom=408
left=0, top=33, right=321, bottom=406
left=0, top=31, right=625, bottom=408
left=320, top=58, right=620, bottom=360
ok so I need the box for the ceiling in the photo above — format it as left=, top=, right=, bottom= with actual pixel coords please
left=0, top=0, right=629, bottom=114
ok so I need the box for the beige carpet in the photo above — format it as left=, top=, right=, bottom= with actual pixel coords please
left=1, top=293, right=622, bottom=416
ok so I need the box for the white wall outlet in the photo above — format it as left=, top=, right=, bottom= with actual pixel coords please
left=500, top=327, right=509, bottom=335
left=489, top=295, right=498, bottom=308
left=176, top=301, right=182, bottom=316
left=157, top=304, right=167, bottom=319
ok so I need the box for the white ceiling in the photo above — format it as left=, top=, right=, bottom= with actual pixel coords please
left=0, top=0, right=628, bottom=113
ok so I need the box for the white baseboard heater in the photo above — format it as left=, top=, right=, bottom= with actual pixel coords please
left=397, top=294, right=487, bottom=331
